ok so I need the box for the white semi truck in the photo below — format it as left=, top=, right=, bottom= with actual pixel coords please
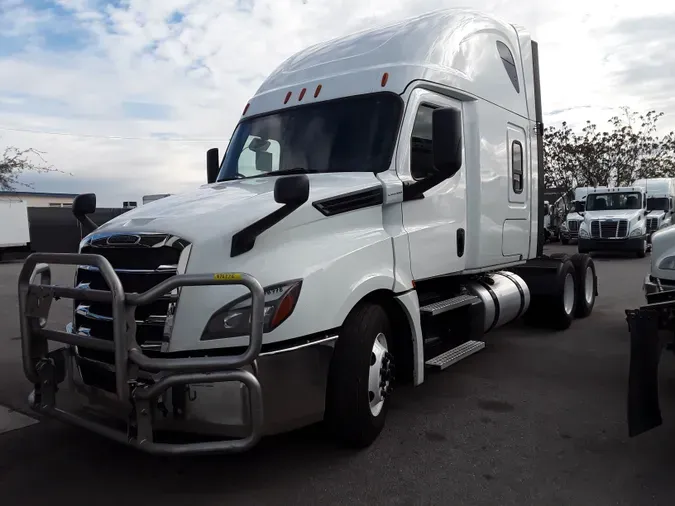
left=577, top=186, right=649, bottom=257
left=559, top=186, right=608, bottom=245
left=18, top=9, right=600, bottom=455
left=633, top=178, right=675, bottom=238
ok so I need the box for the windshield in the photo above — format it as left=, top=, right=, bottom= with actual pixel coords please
left=217, top=93, right=403, bottom=181
left=586, top=192, right=642, bottom=211
left=647, top=197, right=670, bottom=211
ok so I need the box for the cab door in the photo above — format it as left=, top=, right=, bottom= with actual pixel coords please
left=397, top=89, right=467, bottom=281
left=502, top=122, right=530, bottom=258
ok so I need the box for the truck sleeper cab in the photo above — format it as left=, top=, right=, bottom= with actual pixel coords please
left=17, top=9, right=598, bottom=455
left=577, top=187, right=648, bottom=258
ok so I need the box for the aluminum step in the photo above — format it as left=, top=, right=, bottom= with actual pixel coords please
left=425, top=340, right=485, bottom=370
left=420, top=294, right=479, bottom=316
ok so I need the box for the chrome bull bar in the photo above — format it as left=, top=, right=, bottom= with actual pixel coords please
left=18, top=252, right=266, bottom=455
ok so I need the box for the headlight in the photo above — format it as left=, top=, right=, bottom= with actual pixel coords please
left=201, top=279, right=303, bottom=340
left=579, top=228, right=589, bottom=238
left=630, top=227, right=643, bottom=237
left=658, top=257, right=675, bottom=270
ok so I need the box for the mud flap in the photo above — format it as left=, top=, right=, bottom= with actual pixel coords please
left=626, top=309, right=663, bottom=437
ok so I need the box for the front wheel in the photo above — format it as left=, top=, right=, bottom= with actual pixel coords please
left=324, top=303, right=395, bottom=448
left=636, top=238, right=647, bottom=258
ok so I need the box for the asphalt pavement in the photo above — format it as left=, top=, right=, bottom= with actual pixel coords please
left=1, top=244, right=674, bottom=506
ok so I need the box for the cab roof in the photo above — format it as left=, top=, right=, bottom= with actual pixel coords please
left=244, top=9, right=535, bottom=121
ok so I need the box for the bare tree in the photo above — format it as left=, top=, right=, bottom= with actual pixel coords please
left=0, top=144, right=67, bottom=191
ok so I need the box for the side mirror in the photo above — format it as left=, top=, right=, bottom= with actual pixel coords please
left=72, top=193, right=98, bottom=234
left=274, top=174, right=310, bottom=207
left=206, top=148, right=220, bottom=184
left=402, top=106, right=462, bottom=201
left=73, top=193, right=96, bottom=216
left=432, top=107, right=462, bottom=178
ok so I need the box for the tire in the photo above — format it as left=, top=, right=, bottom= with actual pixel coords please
left=570, top=253, right=596, bottom=318
left=546, top=259, right=577, bottom=330
left=636, top=238, right=647, bottom=258
left=324, top=302, right=395, bottom=448
left=525, top=259, right=577, bottom=330
left=561, top=238, right=569, bottom=245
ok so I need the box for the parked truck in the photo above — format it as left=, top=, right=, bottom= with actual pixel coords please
left=18, top=9, right=599, bottom=455
left=626, top=223, right=675, bottom=437
left=633, top=178, right=675, bottom=239
left=559, top=186, right=608, bottom=245
left=577, top=186, right=649, bottom=257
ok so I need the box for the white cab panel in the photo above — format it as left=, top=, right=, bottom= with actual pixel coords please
left=462, top=99, right=533, bottom=270
left=502, top=123, right=530, bottom=258
left=396, top=89, right=467, bottom=280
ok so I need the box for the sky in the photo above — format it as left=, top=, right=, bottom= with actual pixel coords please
left=0, top=0, right=674, bottom=206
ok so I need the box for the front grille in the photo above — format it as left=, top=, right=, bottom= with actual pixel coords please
left=590, top=220, right=628, bottom=238
left=73, top=232, right=190, bottom=391
left=647, top=218, right=659, bottom=233
left=568, top=220, right=579, bottom=232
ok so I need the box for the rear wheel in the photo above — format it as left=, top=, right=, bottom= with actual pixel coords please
left=524, top=259, right=577, bottom=330
left=570, top=253, right=596, bottom=318
left=324, top=302, right=395, bottom=448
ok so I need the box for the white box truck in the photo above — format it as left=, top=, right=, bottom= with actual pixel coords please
left=577, top=186, right=649, bottom=257
left=0, top=197, right=30, bottom=260
left=18, top=9, right=599, bottom=455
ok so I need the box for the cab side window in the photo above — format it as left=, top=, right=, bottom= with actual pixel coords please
left=410, top=104, right=436, bottom=180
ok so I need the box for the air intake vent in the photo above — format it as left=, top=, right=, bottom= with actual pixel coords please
left=312, top=187, right=383, bottom=216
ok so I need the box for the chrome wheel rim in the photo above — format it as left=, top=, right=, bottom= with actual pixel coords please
left=563, top=273, right=575, bottom=315
left=584, top=266, right=594, bottom=305
left=368, top=332, right=392, bottom=417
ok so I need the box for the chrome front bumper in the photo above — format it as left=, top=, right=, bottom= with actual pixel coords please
left=18, top=252, right=335, bottom=455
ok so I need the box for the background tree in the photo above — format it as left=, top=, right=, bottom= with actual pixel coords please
left=543, top=107, right=675, bottom=222
left=0, top=143, right=64, bottom=191
left=543, top=107, right=675, bottom=196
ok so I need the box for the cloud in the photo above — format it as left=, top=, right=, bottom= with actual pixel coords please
left=0, top=0, right=674, bottom=205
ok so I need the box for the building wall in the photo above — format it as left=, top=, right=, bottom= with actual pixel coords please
left=21, top=195, right=75, bottom=208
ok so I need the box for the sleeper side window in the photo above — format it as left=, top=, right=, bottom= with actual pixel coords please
left=496, top=41, right=520, bottom=93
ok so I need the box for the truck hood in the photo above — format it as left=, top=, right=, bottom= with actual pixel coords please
left=583, top=210, right=643, bottom=220
left=647, top=210, right=666, bottom=218
left=95, top=173, right=383, bottom=241
left=566, top=213, right=582, bottom=221
left=651, top=225, right=675, bottom=280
